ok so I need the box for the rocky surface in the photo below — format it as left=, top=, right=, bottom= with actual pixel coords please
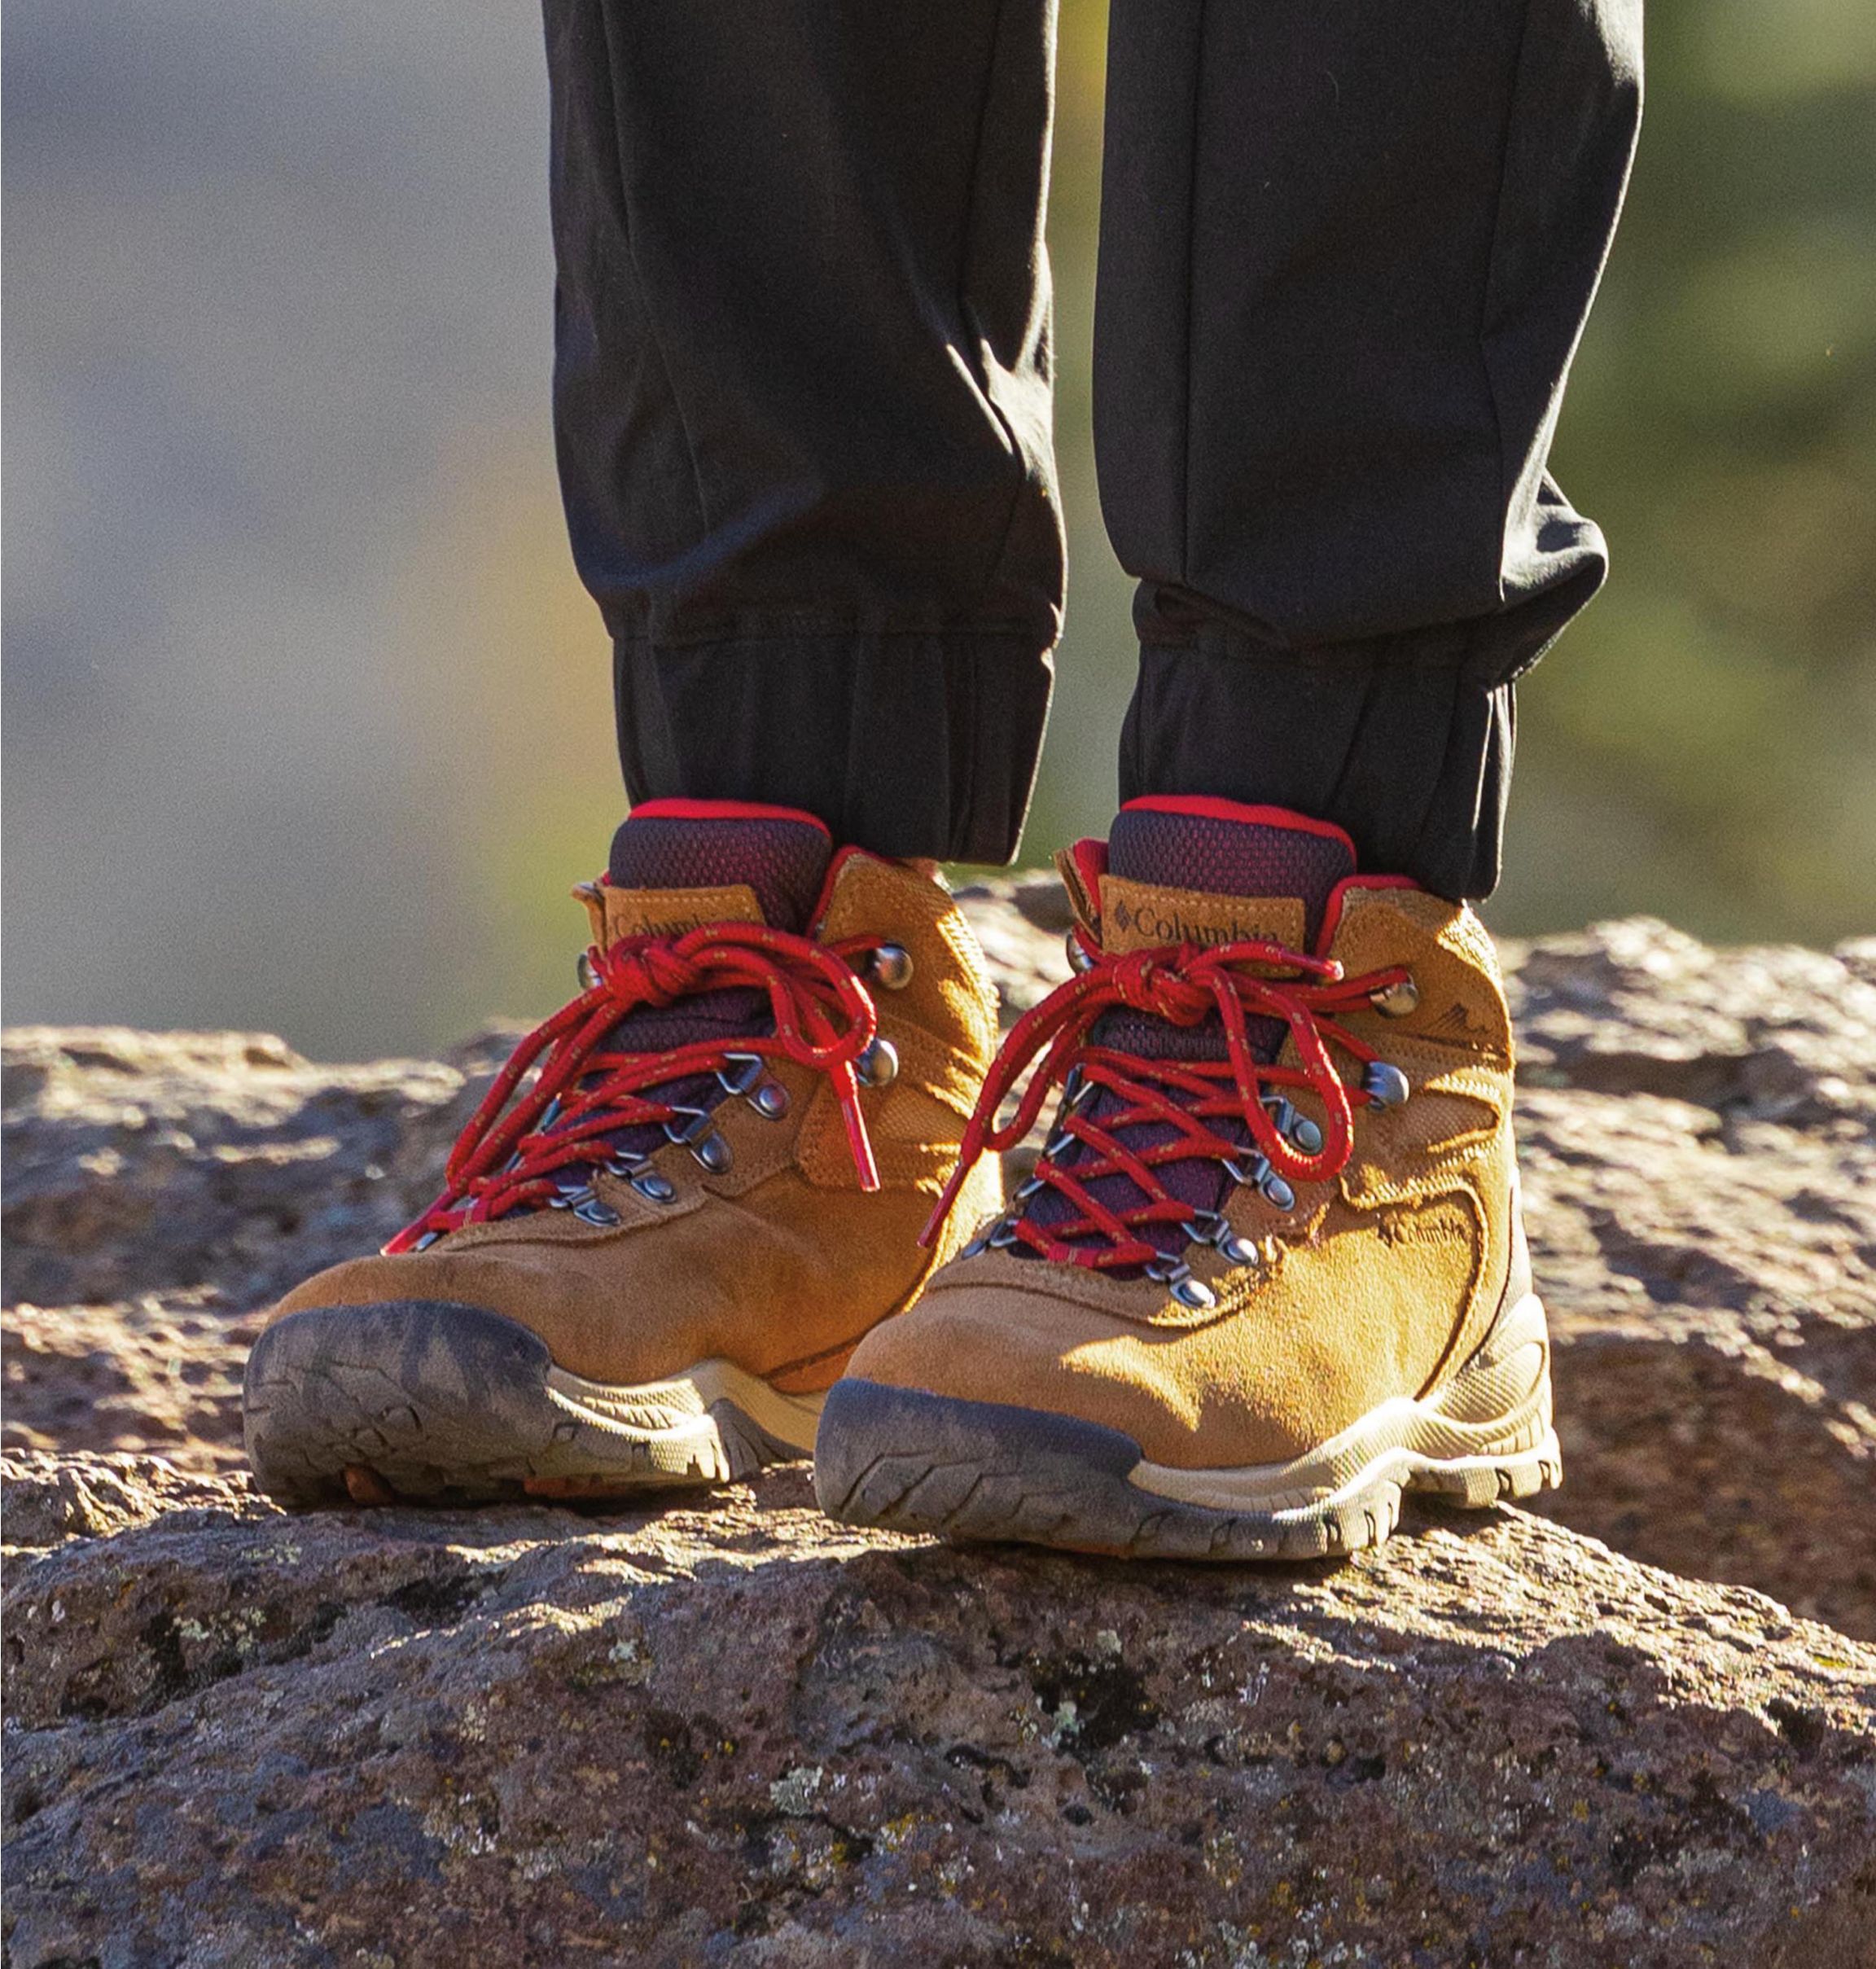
left=4, top=900, right=1875, bottom=1963
left=5, top=1457, right=1876, bottom=1967
left=1503, top=923, right=1876, bottom=1641
left=6, top=897, right=1872, bottom=1633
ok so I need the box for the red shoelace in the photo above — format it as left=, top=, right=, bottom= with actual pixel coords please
left=385, top=923, right=883, bottom=1253
left=923, top=936, right=1410, bottom=1271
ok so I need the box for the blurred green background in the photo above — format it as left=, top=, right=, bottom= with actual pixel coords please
left=7, top=0, right=1873, bottom=1061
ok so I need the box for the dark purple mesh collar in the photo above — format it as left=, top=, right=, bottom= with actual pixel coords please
left=609, top=806, right=831, bottom=932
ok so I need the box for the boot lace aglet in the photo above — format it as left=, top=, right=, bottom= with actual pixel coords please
left=834, top=1061, right=882, bottom=1193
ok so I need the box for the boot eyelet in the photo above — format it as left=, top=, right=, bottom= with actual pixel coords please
left=1187, top=1208, right=1261, bottom=1266
left=1261, top=1094, right=1323, bottom=1156
left=717, top=1053, right=765, bottom=1098
left=868, top=944, right=914, bottom=990
left=632, top=1171, right=677, bottom=1204
left=576, top=952, right=599, bottom=992
left=857, top=1037, right=898, bottom=1088
left=664, top=1106, right=721, bottom=1149
left=1224, top=1154, right=1296, bottom=1214
left=1146, top=1256, right=1217, bottom=1310
left=1181, top=1209, right=1225, bottom=1248
left=573, top=1194, right=622, bottom=1227
left=1363, top=1062, right=1411, bottom=1110
left=691, top=1131, right=733, bottom=1175
left=1370, top=976, right=1419, bottom=1018
left=722, top=1052, right=790, bottom=1117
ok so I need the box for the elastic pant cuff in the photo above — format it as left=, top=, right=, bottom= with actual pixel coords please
left=1119, top=628, right=1531, bottom=901
left=615, top=631, right=1055, bottom=866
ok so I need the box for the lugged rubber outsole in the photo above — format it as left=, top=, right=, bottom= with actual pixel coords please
left=813, top=1296, right=1563, bottom=1560
left=814, top=1383, right=1563, bottom=1559
left=243, top=1300, right=819, bottom=1508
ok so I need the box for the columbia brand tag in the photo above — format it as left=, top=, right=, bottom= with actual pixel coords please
left=1099, top=878, right=1307, bottom=956
left=577, top=882, right=767, bottom=945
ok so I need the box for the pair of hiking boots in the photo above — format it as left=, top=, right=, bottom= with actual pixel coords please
left=243, top=796, right=1560, bottom=1559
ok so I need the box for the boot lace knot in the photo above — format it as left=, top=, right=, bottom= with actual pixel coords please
left=385, top=923, right=883, bottom=1253
left=923, top=935, right=1411, bottom=1273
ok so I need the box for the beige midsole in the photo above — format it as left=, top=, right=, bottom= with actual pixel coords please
left=543, top=1357, right=826, bottom=1454
left=1126, top=1292, right=1554, bottom=1517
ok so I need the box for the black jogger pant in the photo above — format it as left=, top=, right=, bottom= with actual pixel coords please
left=543, top=1, right=1642, bottom=897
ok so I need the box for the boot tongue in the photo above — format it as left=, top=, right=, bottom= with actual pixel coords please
left=471, top=805, right=835, bottom=1226
left=608, top=800, right=832, bottom=932
left=533, top=803, right=835, bottom=1201
left=1025, top=800, right=1357, bottom=1263
left=594, top=801, right=833, bottom=1059
left=1104, top=799, right=1356, bottom=953
left=1096, top=800, right=1356, bottom=1068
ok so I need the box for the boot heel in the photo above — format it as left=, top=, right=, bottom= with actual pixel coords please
left=1407, top=1295, right=1563, bottom=1506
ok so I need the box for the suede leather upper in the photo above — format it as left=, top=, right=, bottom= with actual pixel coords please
left=839, top=877, right=1523, bottom=1467
left=265, top=853, right=1003, bottom=1393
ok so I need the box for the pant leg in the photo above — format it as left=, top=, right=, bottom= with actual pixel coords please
left=1096, top=0, right=1643, bottom=897
left=544, top=0, right=1063, bottom=864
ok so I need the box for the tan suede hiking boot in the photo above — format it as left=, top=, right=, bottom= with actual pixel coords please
left=815, top=796, right=1560, bottom=1559
left=243, top=801, right=1002, bottom=1506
